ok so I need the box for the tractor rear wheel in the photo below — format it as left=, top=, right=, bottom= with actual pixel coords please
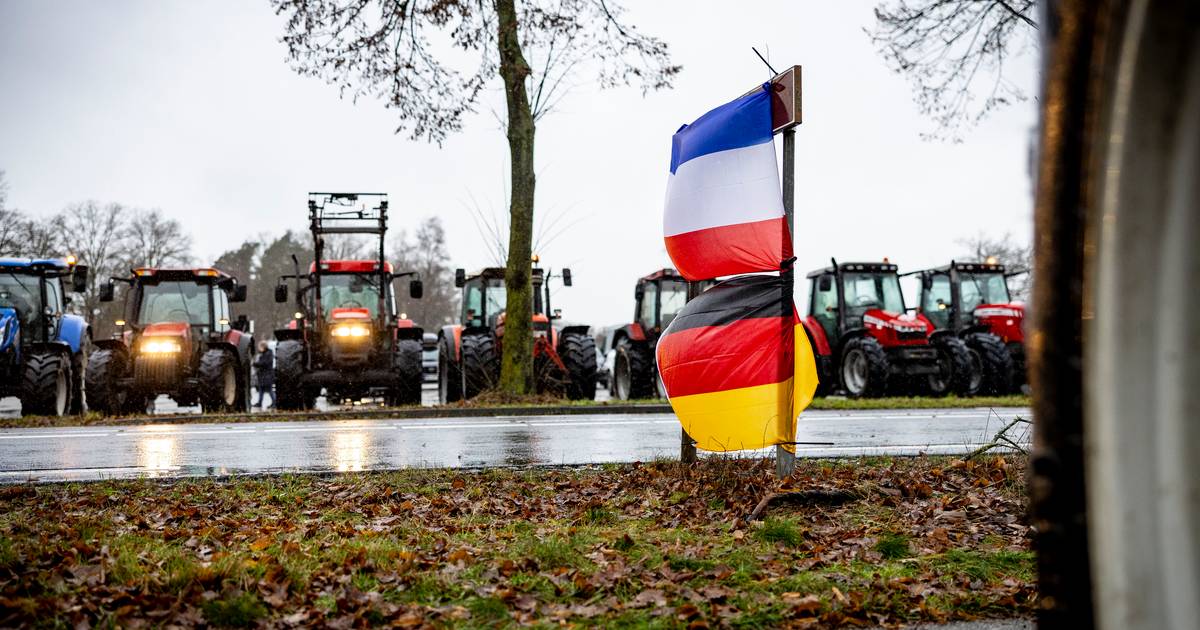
left=963, top=332, right=1013, bottom=395
left=559, top=332, right=598, bottom=401
left=21, top=350, right=70, bottom=416
left=839, top=336, right=889, bottom=398
left=927, top=335, right=972, bottom=397
left=387, top=339, right=423, bottom=406
left=461, top=332, right=499, bottom=400
left=438, top=334, right=463, bottom=404
left=199, top=349, right=239, bottom=413
left=613, top=336, right=654, bottom=400
left=85, top=348, right=129, bottom=415
left=274, top=340, right=312, bottom=410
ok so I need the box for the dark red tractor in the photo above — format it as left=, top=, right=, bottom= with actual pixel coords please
left=437, top=263, right=596, bottom=402
left=800, top=259, right=971, bottom=397
left=608, top=269, right=713, bottom=400
left=88, top=267, right=252, bottom=414
left=912, top=260, right=1026, bottom=394
left=272, top=193, right=424, bottom=409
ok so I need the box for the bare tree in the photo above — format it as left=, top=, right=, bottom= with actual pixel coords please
left=121, top=208, right=192, bottom=269
left=958, top=231, right=1032, bottom=300
left=0, top=171, right=24, bottom=257
left=59, top=201, right=130, bottom=319
left=868, top=0, right=1036, bottom=140
left=272, top=0, right=678, bottom=394
left=392, top=216, right=457, bottom=327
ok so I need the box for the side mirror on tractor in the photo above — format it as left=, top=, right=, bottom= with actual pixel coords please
left=99, top=281, right=115, bottom=303
left=922, top=275, right=933, bottom=290
left=231, top=284, right=248, bottom=303
left=72, top=265, right=89, bottom=293
left=409, top=279, right=423, bottom=299
left=562, top=268, right=573, bottom=287
left=233, top=314, right=251, bottom=332
left=274, top=285, right=288, bottom=303
left=818, top=275, right=832, bottom=292
left=454, top=268, right=466, bottom=288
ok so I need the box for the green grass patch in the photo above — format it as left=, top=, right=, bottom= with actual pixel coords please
left=874, top=533, right=913, bottom=560
left=201, top=591, right=267, bottom=628
left=756, top=517, right=804, bottom=547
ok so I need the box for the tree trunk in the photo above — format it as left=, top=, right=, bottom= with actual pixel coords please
left=494, top=0, right=535, bottom=395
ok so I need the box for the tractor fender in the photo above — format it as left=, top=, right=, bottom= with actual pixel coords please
left=958, top=323, right=991, bottom=336
left=559, top=324, right=590, bottom=338
left=220, top=329, right=254, bottom=365
left=928, top=329, right=958, bottom=343
left=623, top=323, right=646, bottom=342
left=439, top=325, right=463, bottom=362
left=801, top=316, right=832, bottom=357
left=205, top=339, right=241, bottom=360
left=274, top=327, right=304, bottom=342
left=836, top=327, right=871, bottom=356
left=396, top=326, right=425, bottom=342
left=56, top=314, right=89, bottom=354
left=94, top=338, right=130, bottom=354
left=27, top=340, right=72, bottom=358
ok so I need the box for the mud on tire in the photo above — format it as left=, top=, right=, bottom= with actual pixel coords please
left=559, top=331, right=598, bottom=401
left=21, top=350, right=70, bottom=416
left=612, top=336, right=653, bottom=400
left=387, top=338, right=423, bottom=406
left=461, top=332, right=499, bottom=400
left=198, top=349, right=239, bottom=413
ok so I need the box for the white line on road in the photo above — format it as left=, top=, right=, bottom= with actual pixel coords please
left=0, top=432, right=113, bottom=440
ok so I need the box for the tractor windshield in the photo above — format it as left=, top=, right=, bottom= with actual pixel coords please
left=659, top=279, right=688, bottom=328
left=0, top=272, right=41, bottom=335
left=318, top=273, right=391, bottom=319
left=842, top=272, right=905, bottom=320
left=138, top=281, right=211, bottom=326
left=958, top=272, right=1010, bottom=312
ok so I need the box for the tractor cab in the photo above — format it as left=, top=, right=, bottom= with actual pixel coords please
left=90, top=267, right=252, bottom=414
left=0, top=257, right=90, bottom=416
left=632, top=269, right=708, bottom=338
left=454, top=265, right=568, bottom=331
left=802, top=260, right=971, bottom=397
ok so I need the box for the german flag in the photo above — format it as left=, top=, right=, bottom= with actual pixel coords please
left=656, top=275, right=818, bottom=452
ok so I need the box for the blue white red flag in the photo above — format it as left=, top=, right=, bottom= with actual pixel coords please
left=664, top=88, right=791, bottom=281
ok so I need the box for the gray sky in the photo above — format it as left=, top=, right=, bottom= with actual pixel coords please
left=0, top=0, right=1038, bottom=326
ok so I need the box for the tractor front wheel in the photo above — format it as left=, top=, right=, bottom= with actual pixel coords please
left=274, top=340, right=312, bottom=410
left=387, top=339, right=423, bottom=406
left=963, top=332, right=1014, bottom=395
left=927, top=335, right=973, bottom=397
left=199, top=349, right=239, bottom=413
left=559, top=331, right=598, bottom=401
left=438, top=334, right=463, bottom=404
left=85, top=348, right=129, bottom=415
left=461, top=332, right=499, bottom=400
left=839, top=336, right=889, bottom=398
left=21, top=350, right=70, bottom=416
left=613, top=337, right=653, bottom=400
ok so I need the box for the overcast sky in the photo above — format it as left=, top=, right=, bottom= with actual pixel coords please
left=0, top=0, right=1038, bottom=326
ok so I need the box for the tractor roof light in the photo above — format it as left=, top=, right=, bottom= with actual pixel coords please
left=134, top=268, right=155, bottom=277
left=985, top=256, right=999, bottom=265
left=294, top=312, right=304, bottom=320
left=194, top=269, right=219, bottom=277
left=65, top=255, right=77, bottom=266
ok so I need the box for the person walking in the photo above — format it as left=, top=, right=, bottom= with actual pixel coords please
left=253, top=341, right=275, bottom=409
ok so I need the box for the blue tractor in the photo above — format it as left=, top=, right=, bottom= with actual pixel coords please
left=0, top=257, right=90, bottom=416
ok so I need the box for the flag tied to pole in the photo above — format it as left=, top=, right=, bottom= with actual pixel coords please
left=655, top=275, right=819, bottom=452
left=664, top=87, right=793, bottom=281
left=659, top=85, right=817, bottom=452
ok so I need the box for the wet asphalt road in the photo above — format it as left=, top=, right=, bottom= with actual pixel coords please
left=0, top=407, right=1030, bottom=483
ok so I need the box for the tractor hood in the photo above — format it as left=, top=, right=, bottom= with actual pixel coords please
left=141, top=322, right=192, bottom=338
left=973, top=303, right=1026, bottom=343
left=862, top=309, right=930, bottom=334
left=0, top=308, right=18, bottom=353
left=973, top=303, right=1025, bottom=320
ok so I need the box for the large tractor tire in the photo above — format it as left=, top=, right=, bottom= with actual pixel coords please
left=85, top=348, right=129, bottom=415
left=274, top=340, right=312, bottom=410
left=927, top=335, right=973, bottom=397
left=386, top=338, right=423, bottom=406
left=198, top=349, right=239, bottom=413
left=437, top=334, right=463, bottom=404
left=69, top=348, right=86, bottom=415
left=612, top=336, right=654, bottom=400
left=559, top=331, right=598, bottom=401
left=839, top=336, right=889, bottom=398
left=21, top=350, right=70, bottom=417
left=963, top=332, right=1014, bottom=396
left=460, top=332, right=499, bottom=400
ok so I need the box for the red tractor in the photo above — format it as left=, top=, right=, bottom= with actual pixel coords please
left=801, top=259, right=972, bottom=397
left=437, top=264, right=596, bottom=402
left=87, top=267, right=252, bottom=414
left=912, top=260, right=1025, bottom=394
left=272, top=193, right=425, bottom=409
left=608, top=269, right=713, bottom=400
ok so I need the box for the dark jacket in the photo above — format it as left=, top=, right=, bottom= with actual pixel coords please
left=253, top=348, right=275, bottom=388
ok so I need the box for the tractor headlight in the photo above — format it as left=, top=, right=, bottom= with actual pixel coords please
left=142, top=338, right=182, bottom=353
left=331, top=323, right=370, bottom=339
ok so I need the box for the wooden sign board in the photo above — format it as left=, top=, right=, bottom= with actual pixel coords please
left=743, top=65, right=802, bottom=133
